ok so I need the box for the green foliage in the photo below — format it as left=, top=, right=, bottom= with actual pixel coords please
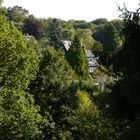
left=66, top=35, right=88, bottom=79
left=0, top=6, right=7, bottom=16
left=93, top=24, right=106, bottom=43
left=92, top=21, right=123, bottom=66
left=120, top=120, right=140, bottom=140
left=23, top=15, right=45, bottom=39
left=92, top=40, right=103, bottom=52
left=92, top=18, right=108, bottom=25
left=69, top=20, right=95, bottom=30
left=30, top=47, right=74, bottom=98
left=77, top=28, right=94, bottom=49
left=0, top=13, right=46, bottom=139
left=0, top=14, right=39, bottom=89
left=61, top=20, right=76, bottom=41
left=75, top=91, right=97, bottom=111
left=70, top=91, right=122, bottom=140
left=0, top=88, right=45, bottom=140
left=69, top=80, right=98, bottom=96
left=103, top=23, right=121, bottom=52
left=111, top=8, right=140, bottom=119
left=29, top=47, right=75, bottom=139
left=108, top=6, right=140, bottom=139
left=47, top=18, right=63, bottom=49
left=111, top=19, right=124, bottom=31
left=6, top=6, right=29, bottom=30
left=2, top=3, right=140, bottom=139
left=93, top=21, right=122, bottom=52
left=7, top=6, right=28, bottom=23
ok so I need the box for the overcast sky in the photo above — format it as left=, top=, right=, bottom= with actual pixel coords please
left=2, top=0, right=140, bottom=21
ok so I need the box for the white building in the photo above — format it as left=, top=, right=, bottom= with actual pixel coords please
left=63, top=41, right=99, bottom=74
left=62, top=40, right=71, bottom=51
left=85, top=49, right=98, bottom=73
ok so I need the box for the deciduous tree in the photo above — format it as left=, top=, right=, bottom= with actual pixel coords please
left=47, top=18, right=63, bottom=49
left=0, top=13, right=45, bottom=139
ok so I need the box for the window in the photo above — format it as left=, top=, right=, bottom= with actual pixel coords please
left=90, top=67, right=94, bottom=73
left=89, top=58, right=92, bottom=63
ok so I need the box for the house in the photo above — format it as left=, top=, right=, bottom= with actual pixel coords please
left=63, top=40, right=99, bottom=74
left=84, top=49, right=98, bottom=74
left=62, top=40, right=71, bottom=51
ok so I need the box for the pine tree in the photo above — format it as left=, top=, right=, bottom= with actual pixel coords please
left=66, top=35, right=88, bottom=79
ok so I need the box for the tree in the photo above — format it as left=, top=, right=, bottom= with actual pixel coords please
left=93, top=21, right=122, bottom=52
left=92, top=18, right=108, bottom=25
left=47, top=18, right=63, bottom=49
left=93, top=22, right=122, bottom=66
left=111, top=7, right=140, bottom=119
left=69, top=20, right=95, bottom=30
left=0, top=5, right=7, bottom=16
left=6, top=6, right=29, bottom=30
left=70, top=91, right=120, bottom=140
left=30, top=47, right=74, bottom=99
left=0, top=88, right=45, bottom=140
left=0, top=13, right=45, bottom=139
left=92, top=40, right=103, bottom=53
left=0, top=19, right=39, bottom=89
left=103, top=23, right=121, bottom=52
left=29, top=47, right=74, bottom=139
left=7, top=6, right=28, bottom=23
left=93, top=24, right=106, bottom=44
left=77, top=28, right=94, bottom=49
left=66, top=35, right=88, bottom=79
left=23, top=15, right=45, bottom=39
left=108, top=6, right=140, bottom=139
left=61, top=20, right=76, bottom=41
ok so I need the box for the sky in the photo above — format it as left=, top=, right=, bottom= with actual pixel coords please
left=2, top=0, right=140, bottom=21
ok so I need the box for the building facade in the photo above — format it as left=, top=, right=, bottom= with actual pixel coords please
left=85, top=49, right=98, bottom=73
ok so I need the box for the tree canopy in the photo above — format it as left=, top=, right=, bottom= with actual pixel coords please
left=66, top=35, right=88, bottom=79
left=23, top=15, right=45, bottom=39
left=0, top=12, right=45, bottom=139
left=1, top=2, right=140, bottom=140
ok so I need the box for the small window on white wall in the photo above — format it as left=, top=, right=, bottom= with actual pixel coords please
left=89, top=58, right=92, bottom=63
left=90, top=67, right=94, bottom=73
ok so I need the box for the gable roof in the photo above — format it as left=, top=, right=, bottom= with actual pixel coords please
left=62, top=40, right=71, bottom=51
left=85, top=49, right=95, bottom=58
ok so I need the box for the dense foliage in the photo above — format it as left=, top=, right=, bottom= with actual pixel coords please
left=0, top=11, right=46, bottom=139
left=66, top=35, right=88, bottom=79
left=1, top=3, right=140, bottom=140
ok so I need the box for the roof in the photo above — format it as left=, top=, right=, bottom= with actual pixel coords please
left=62, top=40, right=71, bottom=51
left=85, top=49, right=95, bottom=58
